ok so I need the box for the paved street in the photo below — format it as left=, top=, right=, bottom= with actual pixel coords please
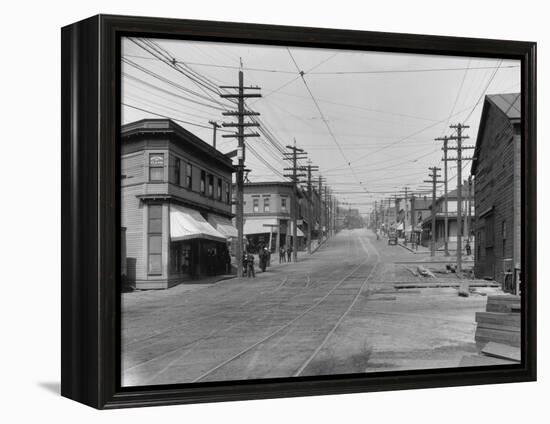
left=122, top=229, right=494, bottom=387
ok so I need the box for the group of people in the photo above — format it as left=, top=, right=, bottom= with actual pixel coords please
left=205, top=245, right=232, bottom=276
left=242, top=245, right=272, bottom=278
left=278, top=245, right=293, bottom=263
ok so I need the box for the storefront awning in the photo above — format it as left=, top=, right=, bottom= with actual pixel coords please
left=170, top=204, right=226, bottom=243
left=208, top=215, right=238, bottom=239
left=244, top=218, right=278, bottom=235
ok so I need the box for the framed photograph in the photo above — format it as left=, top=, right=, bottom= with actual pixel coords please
left=61, top=14, right=536, bottom=409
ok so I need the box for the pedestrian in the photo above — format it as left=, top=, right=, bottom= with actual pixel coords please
left=266, top=247, right=271, bottom=267
left=242, top=252, right=248, bottom=277
left=247, top=252, right=256, bottom=278
left=222, top=245, right=231, bottom=274
left=258, top=248, right=267, bottom=272
left=287, top=245, right=293, bottom=262
left=279, top=246, right=286, bottom=263
left=465, top=241, right=472, bottom=256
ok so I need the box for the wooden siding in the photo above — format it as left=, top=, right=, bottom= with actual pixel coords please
left=474, top=103, right=520, bottom=283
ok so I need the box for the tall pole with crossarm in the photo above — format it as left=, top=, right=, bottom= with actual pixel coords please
left=283, top=139, right=307, bottom=262
left=424, top=167, right=443, bottom=257
left=220, top=69, right=261, bottom=277
left=446, top=123, right=473, bottom=274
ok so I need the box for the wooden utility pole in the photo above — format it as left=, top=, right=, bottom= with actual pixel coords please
left=318, top=175, right=327, bottom=240
left=220, top=70, right=261, bottom=277
left=283, top=139, right=307, bottom=262
left=401, top=186, right=410, bottom=244
left=305, top=161, right=319, bottom=254
left=447, top=123, right=473, bottom=273
left=424, top=167, right=443, bottom=257
left=466, top=175, right=472, bottom=243
left=208, top=120, right=221, bottom=149
left=435, top=135, right=450, bottom=256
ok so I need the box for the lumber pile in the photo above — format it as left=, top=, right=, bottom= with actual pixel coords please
left=475, top=295, right=521, bottom=348
left=460, top=295, right=521, bottom=366
left=460, top=295, right=521, bottom=367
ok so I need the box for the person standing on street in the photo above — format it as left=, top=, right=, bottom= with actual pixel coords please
left=242, top=252, right=248, bottom=277
left=287, top=245, right=293, bottom=262
left=279, top=246, right=286, bottom=263
left=247, top=252, right=256, bottom=278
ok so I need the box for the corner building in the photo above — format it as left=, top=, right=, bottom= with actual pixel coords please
left=121, top=119, right=236, bottom=289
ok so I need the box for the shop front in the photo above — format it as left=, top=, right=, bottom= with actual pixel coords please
left=169, top=204, right=232, bottom=281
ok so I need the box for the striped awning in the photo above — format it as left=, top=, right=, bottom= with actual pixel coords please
left=170, top=204, right=226, bottom=243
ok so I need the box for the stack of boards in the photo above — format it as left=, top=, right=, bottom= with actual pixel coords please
left=460, top=295, right=521, bottom=367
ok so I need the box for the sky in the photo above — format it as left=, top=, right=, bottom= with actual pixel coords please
left=121, top=37, right=520, bottom=216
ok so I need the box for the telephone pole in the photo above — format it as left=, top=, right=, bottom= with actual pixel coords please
left=446, top=123, right=473, bottom=274
left=208, top=120, right=221, bottom=149
left=424, top=166, right=443, bottom=257
left=403, top=186, right=409, bottom=243
left=219, top=69, right=261, bottom=277
left=283, top=139, right=307, bottom=262
left=305, top=161, right=319, bottom=254
left=318, top=175, right=327, bottom=240
left=435, top=135, right=450, bottom=256
left=467, top=176, right=473, bottom=242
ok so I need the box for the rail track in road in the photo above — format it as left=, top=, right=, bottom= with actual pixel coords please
left=191, top=233, right=380, bottom=383
left=122, top=230, right=379, bottom=385
left=123, top=231, right=355, bottom=351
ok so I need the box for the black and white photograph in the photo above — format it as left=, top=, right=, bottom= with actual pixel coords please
left=120, top=36, right=523, bottom=387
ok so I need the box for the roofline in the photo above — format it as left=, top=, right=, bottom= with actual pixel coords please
left=472, top=94, right=520, bottom=175
left=121, top=119, right=234, bottom=170
left=242, top=181, right=294, bottom=187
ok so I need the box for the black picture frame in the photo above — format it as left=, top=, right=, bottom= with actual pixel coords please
left=61, top=14, right=537, bottom=409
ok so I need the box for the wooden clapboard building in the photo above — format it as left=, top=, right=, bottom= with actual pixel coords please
left=121, top=119, right=236, bottom=289
left=239, top=181, right=306, bottom=253
left=471, top=93, right=521, bottom=292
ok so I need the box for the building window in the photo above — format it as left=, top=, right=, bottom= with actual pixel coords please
left=148, top=204, right=163, bottom=274
left=217, top=178, right=222, bottom=201
left=253, top=198, right=259, bottom=213
left=281, top=197, right=287, bottom=212
left=200, top=170, right=206, bottom=194
left=149, top=153, right=164, bottom=182
left=208, top=174, right=214, bottom=198
left=170, top=156, right=180, bottom=185
left=185, top=163, right=193, bottom=189
left=264, top=197, right=270, bottom=212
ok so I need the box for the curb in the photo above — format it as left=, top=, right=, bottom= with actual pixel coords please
left=397, top=242, right=417, bottom=253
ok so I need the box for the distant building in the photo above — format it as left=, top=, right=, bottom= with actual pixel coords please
left=238, top=182, right=306, bottom=253
left=121, top=119, right=236, bottom=289
left=420, top=185, right=475, bottom=250
left=471, top=93, right=521, bottom=290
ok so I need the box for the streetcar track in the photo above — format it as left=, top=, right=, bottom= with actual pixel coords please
left=191, top=235, right=372, bottom=383
left=123, top=235, right=364, bottom=373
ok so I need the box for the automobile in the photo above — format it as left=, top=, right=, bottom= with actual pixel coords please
left=388, top=229, right=398, bottom=245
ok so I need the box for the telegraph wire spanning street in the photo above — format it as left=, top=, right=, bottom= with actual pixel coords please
left=120, top=37, right=522, bottom=386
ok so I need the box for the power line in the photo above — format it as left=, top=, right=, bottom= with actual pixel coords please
left=307, top=64, right=518, bottom=75
left=287, top=48, right=367, bottom=194
left=122, top=103, right=227, bottom=130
